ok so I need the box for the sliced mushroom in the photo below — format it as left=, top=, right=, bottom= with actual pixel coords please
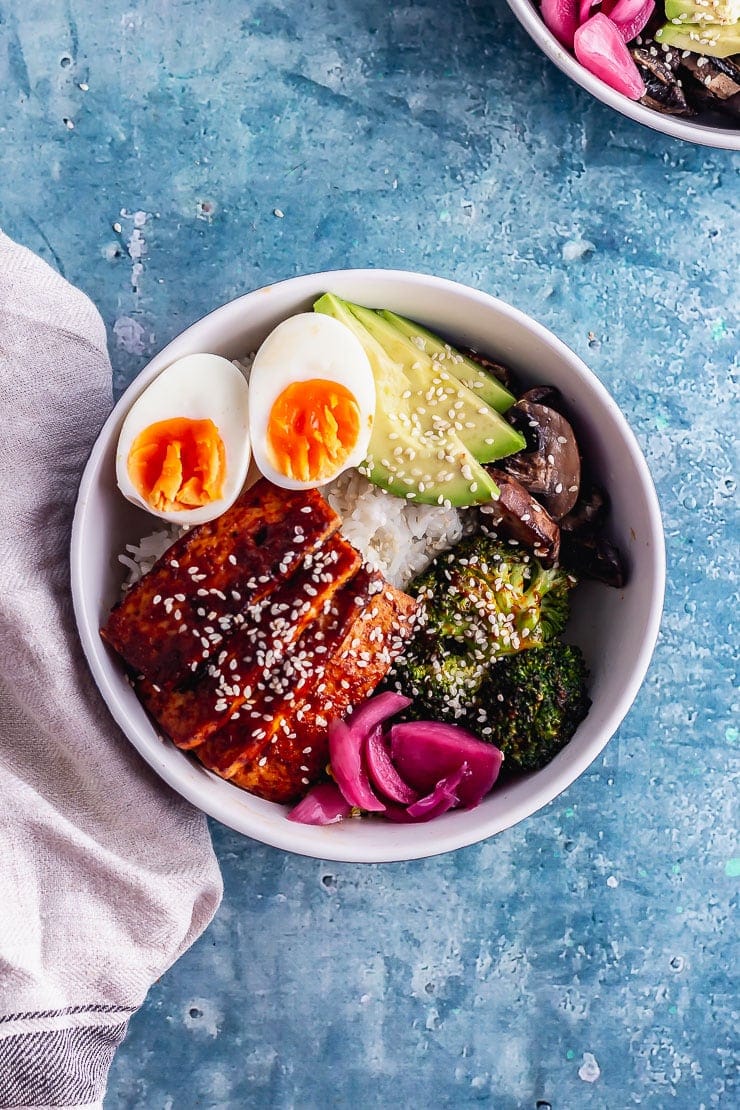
left=502, top=399, right=581, bottom=521
left=481, top=471, right=560, bottom=566
left=519, top=385, right=561, bottom=409
left=632, top=46, right=694, bottom=117
left=559, top=534, right=627, bottom=590
left=558, top=482, right=627, bottom=588
left=680, top=54, right=740, bottom=102
left=717, top=91, right=740, bottom=121
left=679, top=73, right=740, bottom=118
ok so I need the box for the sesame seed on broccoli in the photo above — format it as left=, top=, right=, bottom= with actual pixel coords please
left=385, top=535, right=589, bottom=771
left=387, top=534, right=577, bottom=717
left=409, top=534, right=574, bottom=661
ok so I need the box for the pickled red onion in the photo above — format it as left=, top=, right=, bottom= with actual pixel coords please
left=286, top=783, right=352, bottom=825
left=327, top=719, right=386, bottom=812
left=346, top=691, right=412, bottom=736
left=573, top=14, right=646, bottom=100
left=290, top=694, right=503, bottom=826
left=390, top=721, right=503, bottom=809
left=579, top=0, right=598, bottom=24
left=365, top=727, right=419, bottom=805
left=541, top=0, right=579, bottom=48
left=406, top=764, right=468, bottom=820
left=603, top=0, right=654, bottom=43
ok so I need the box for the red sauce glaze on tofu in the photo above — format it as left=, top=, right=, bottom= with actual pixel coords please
left=102, top=481, right=340, bottom=688
left=195, top=566, right=379, bottom=778
left=138, top=534, right=361, bottom=749
left=230, top=581, right=418, bottom=802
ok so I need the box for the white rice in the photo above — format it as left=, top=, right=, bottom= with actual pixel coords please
left=323, top=469, right=470, bottom=587
left=119, top=353, right=469, bottom=590
left=119, top=525, right=185, bottom=588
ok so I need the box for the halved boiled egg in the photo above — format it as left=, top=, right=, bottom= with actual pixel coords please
left=249, top=313, right=375, bottom=489
left=116, top=353, right=251, bottom=524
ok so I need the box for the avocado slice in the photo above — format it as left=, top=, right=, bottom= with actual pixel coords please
left=314, top=293, right=500, bottom=507
left=655, top=22, right=740, bottom=57
left=342, top=301, right=525, bottom=465
left=358, top=421, right=501, bottom=508
left=379, top=309, right=516, bottom=414
left=665, top=0, right=739, bottom=24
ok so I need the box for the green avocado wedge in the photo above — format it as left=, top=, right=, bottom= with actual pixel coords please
left=378, top=309, right=516, bottom=414
left=345, top=301, right=525, bottom=465
left=664, top=0, right=739, bottom=24
left=655, top=22, right=740, bottom=56
left=313, top=293, right=502, bottom=507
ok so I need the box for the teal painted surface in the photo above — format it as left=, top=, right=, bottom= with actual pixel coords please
left=1, top=0, right=738, bottom=1106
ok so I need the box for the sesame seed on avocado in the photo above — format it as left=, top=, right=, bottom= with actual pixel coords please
left=313, top=293, right=524, bottom=508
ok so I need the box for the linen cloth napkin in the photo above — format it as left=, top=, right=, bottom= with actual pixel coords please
left=0, top=233, right=223, bottom=1109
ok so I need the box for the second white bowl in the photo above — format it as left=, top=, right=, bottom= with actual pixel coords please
left=506, top=0, right=740, bottom=151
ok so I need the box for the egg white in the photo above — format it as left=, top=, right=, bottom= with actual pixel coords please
left=248, top=313, right=375, bottom=490
left=116, top=353, right=251, bottom=524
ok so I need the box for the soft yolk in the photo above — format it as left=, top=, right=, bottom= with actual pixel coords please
left=127, top=417, right=226, bottom=512
left=267, top=379, right=361, bottom=482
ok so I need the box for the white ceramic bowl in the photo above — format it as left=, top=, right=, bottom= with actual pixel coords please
left=506, top=0, right=740, bottom=151
left=71, top=270, right=665, bottom=863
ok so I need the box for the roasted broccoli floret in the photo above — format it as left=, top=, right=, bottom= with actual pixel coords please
left=410, top=534, right=574, bottom=662
left=387, top=643, right=483, bottom=721
left=477, top=643, right=591, bottom=771
left=386, top=534, right=577, bottom=724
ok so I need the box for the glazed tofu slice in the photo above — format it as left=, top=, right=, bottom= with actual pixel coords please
left=231, top=580, right=418, bottom=803
left=194, top=566, right=379, bottom=779
left=101, top=480, right=340, bottom=688
left=138, top=534, right=361, bottom=749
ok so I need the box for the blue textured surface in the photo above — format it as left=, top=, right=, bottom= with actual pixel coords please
left=2, top=0, right=738, bottom=1106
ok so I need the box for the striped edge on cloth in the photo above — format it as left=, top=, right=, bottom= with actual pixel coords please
left=0, top=1006, right=135, bottom=1108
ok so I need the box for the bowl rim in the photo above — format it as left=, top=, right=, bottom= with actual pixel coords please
left=71, top=268, right=666, bottom=863
left=505, top=0, right=740, bottom=152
